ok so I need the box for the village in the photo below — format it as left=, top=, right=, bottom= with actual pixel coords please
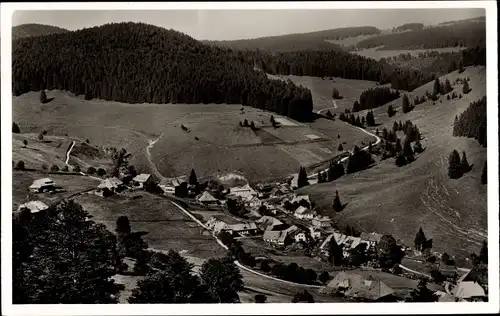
left=17, top=167, right=488, bottom=303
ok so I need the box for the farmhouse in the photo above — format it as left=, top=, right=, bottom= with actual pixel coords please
left=320, top=234, right=334, bottom=255
left=263, top=230, right=289, bottom=247
left=360, top=232, right=383, bottom=248
left=159, top=178, right=183, bottom=194
left=197, top=191, right=219, bottom=206
left=294, top=206, right=314, bottom=220
left=228, top=222, right=259, bottom=236
left=29, top=178, right=55, bottom=193
left=312, top=216, right=332, bottom=228
left=256, top=215, right=283, bottom=231
left=246, top=195, right=262, bottom=208
left=230, top=184, right=257, bottom=201
left=97, top=177, right=124, bottom=195
left=269, top=187, right=285, bottom=197
left=452, top=281, right=487, bottom=302
left=131, top=173, right=153, bottom=190
left=291, top=194, right=311, bottom=206
left=322, top=272, right=396, bottom=302
left=17, top=200, right=49, bottom=214
left=294, top=232, right=307, bottom=243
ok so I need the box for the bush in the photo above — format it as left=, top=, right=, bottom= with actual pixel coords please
left=254, top=294, right=267, bottom=303
left=14, top=160, right=25, bottom=170
left=87, top=166, right=97, bottom=175
left=50, top=164, right=60, bottom=172
left=61, top=165, right=69, bottom=172
left=97, top=168, right=107, bottom=177
left=73, top=165, right=81, bottom=173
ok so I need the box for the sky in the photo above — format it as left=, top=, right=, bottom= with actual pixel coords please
left=11, top=8, right=485, bottom=41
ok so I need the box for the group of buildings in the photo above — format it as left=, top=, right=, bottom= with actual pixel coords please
left=95, top=173, right=154, bottom=196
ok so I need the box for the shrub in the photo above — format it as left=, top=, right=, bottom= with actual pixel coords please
left=50, top=164, right=60, bottom=172
left=87, top=166, right=97, bottom=175
left=14, top=160, right=25, bottom=170
left=61, top=165, right=69, bottom=172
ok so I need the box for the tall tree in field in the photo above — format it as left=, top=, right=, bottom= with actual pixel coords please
left=448, top=149, right=462, bottom=179
left=200, top=257, right=244, bottom=303
left=481, top=161, right=487, bottom=184
left=12, top=122, right=21, bottom=133
left=444, top=78, right=453, bottom=94
left=115, top=215, right=131, bottom=253
left=40, top=90, right=47, bottom=103
left=403, top=137, right=415, bottom=162
left=337, top=143, right=343, bottom=151
left=402, top=94, right=412, bottom=113
left=460, top=151, right=470, bottom=173
left=462, top=80, right=470, bottom=94
left=395, top=138, right=402, bottom=153
left=479, top=240, right=488, bottom=264
left=13, top=200, right=122, bottom=304
left=387, top=104, right=396, bottom=117
left=23, top=140, right=28, bottom=148
left=328, top=237, right=343, bottom=266
left=414, top=227, right=427, bottom=251
left=333, top=190, right=343, bottom=212
left=433, top=78, right=441, bottom=96
left=297, top=166, right=309, bottom=188
left=189, top=169, right=198, bottom=186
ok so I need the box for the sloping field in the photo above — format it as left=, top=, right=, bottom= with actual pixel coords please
left=353, top=46, right=466, bottom=61
left=300, top=66, right=487, bottom=259
left=12, top=170, right=100, bottom=209
left=12, top=133, right=72, bottom=170
left=13, top=90, right=341, bottom=182
left=73, top=192, right=227, bottom=259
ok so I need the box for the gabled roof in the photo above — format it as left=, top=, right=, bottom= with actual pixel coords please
left=291, top=194, right=310, bottom=204
left=320, top=234, right=334, bottom=250
left=133, top=173, right=151, bottom=183
left=360, top=232, right=383, bottom=243
left=452, top=281, right=486, bottom=299
left=256, top=216, right=283, bottom=228
left=18, top=200, right=49, bottom=213
left=263, top=230, right=288, bottom=244
left=314, top=215, right=331, bottom=222
left=197, top=191, right=218, bottom=202
left=98, top=177, right=123, bottom=189
left=229, top=222, right=257, bottom=232
left=325, top=272, right=395, bottom=300
left=295, top=206, right=310, bottom=215
left=30, top=178, right=54, bottom=188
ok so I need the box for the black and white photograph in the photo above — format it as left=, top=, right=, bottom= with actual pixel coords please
left=1, top=1, right=498, bottom=315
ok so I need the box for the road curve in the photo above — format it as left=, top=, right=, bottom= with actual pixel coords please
left=65, top=140, right=76, bottom=166
left=169, top=200, right=322, bottom=289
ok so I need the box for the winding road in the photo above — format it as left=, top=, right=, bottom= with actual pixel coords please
left=65, top=141, right=76, bottom=166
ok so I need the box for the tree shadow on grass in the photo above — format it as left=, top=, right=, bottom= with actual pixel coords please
left=41, top=97, right=55, bottom=104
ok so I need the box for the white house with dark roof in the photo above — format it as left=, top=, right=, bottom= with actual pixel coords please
left=294, top=206, right=314, bottom=219
left=131, top=173, right=153, bottom=189
left=197, top=191, right=219, bottom=206
left=97, top=177, right=124, bottom=195
left=29, top=178, right=55, bottom=193
left=17, top=200, right=49, bottom=213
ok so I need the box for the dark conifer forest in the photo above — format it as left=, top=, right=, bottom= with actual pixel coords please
left=12, top=22, right=314, bottom=121
left=453, top=96, right=487, bottom=147
left=353, top=87, right=400, bottom=112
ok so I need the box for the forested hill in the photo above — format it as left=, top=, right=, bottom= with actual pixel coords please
left=12, top=22, right=313, bottom=121
left=205, top=26, right=380, bottom=52
left=12, top=23, right=69, bottom=40
left=356, top=19, right=485, bottom=50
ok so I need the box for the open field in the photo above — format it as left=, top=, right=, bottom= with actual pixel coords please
left=73, top=192, right=227, bottom=259
left=353, top=46, right=466, bottom=61
left=299, top=66, right=487, bottom=260
left=12, top=170, right=100, bottom=209
left=14, top=90, right=345, bottom=183
left=12, top=133, right=72, bottom=170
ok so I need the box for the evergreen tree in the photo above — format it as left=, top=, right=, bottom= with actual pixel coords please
left=328, top=236, right=343, bottom=266
left=332, top=87, right=341, bottom=99
left=460, top=151, right=470, bottom=173
left=448, top=149, right=462, bottom=179
left=433, top=78, right=441, bottom=96
left=189, top=169, right=198, bottom=186
left=250, top=121, right=256, bottom=130
left=414, top=227, right=427, bottom=251
left=318, top=271, right=330, bottom=284
left=481, top=161, right=487, bottom=184
left=402, top=94, right=412, bottom=113
left=366, top=111, right=376, bottom=126
left=387, top=104, right=396, bottom=117
left=337, top=143, right=343, bottom=151
left=243, top=119, right=249, bottom=127
left=444, top=78, right=453, bottom=94
left=413, top=139, right=423, bottom=153
left=479, top=240, right=488, bottom=264
left=403, top=137, right=415, bottom=162
left=393, top=121, right=399, bottom=133
left=297, top=166, right=309, bottom=188
left=395, top=138, right=402, bottom=153
left=200, top=257, right=244, bottom=303
left=40, top=90, right=47, bottom=103
left=333, top=190, right=343, bottom=212
left=12, top=122, right=21, bottom=133
left=462, top=80, right=470, bottom=94
left=23, top=140, right=28, bottom=148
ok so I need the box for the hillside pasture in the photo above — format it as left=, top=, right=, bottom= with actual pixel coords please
left=12, top=170, right=100, bottom=209
left=300, top=66, right=487, bottom=259
left=353, top=46, right=466, bottom=61
left=12, top=133, right=72, bottom=170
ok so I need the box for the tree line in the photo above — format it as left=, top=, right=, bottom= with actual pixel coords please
left=12, top=22, right=313, bottom=122
left=453, top=96, right=486, bottom=147
left=353, top=87, right=400, bottom=112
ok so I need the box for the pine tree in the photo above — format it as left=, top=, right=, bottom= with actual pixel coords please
left=402, top=94, right=411, bottom=113
left=448, top=149, right=462, bottom=179
left=393, top=121, right=399, bottom=133
left=338, top=143, right=343, bottom=151
left=297, top=167, right=309, bottom=188
left=413, top=139, right=423, bottom=154
left=328, top=236, right=343, bottom=266
left=481, top=161, right=487, bottom=184
left=444, top=78, right=452, bottom=94
left=333, top=190, right=343, bottom=212
left=453, top=115, right=458, bottom=136
left=387, top=104, right=396, bottom=117
left=460, top=151, right=470, bottom=174
left=395, top=138, right=402, bottom=153
left=12, top=122, right=21, bottom=133
left=433, top=78, right=440, bottom=96
left=40, top=90, right=47, bottom=103
left=243, top=119, right=249, bottom=127
left=403, top=137, right=414, bottom=162
left=189, top=169, right=198, bottom=186
left=479, top=240, right=488, bottom=264
left=462, top=80, right=470, bottom=94
left=414, top=227, right=427, bottom=251
left=250, top=121, right=256, bottom=130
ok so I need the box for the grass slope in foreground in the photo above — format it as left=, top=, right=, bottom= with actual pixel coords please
left=299, top=66, right=487, bottom=260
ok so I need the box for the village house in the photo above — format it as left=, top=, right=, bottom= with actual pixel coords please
left=159, top=178, right=183, bottom=195
left=230, top=184, right=257, bottom=201
left=263, top=230, right=289, bottom=247
left=256, top=215, right=283, bottom=231
left=96, top=177, right=125, bottom=196
left=196, top=191, right=219, bottom=206
left=29, top=178, right=55, bottom=193
left=322, top=272, right=397, bottom=302
left=246, top=195, right=262, bottom=208
left=294, top=206, right=314, bottom=220
left=360, top=232, right=383, bottom=248
left=17, top=200, right=49, bottom=214
left=312, top=215, right=332, bottom=228
left=228, top=222, right=259, bottom=236
left=320, top=234, right=334, bottom=256
left=131, top=173, right=153, bottom=190
left=291, top=194, right=311, bottom=206
left=452, top=281, right=487, bottom=302
left=294, top=232, right=307, bottom=243
left=309, top=226, right=322, bottom=239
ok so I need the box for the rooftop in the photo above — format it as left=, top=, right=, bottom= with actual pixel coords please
left=18, top=200, right=49, bottom=213
left=133, top=173, right=151, bottom=183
